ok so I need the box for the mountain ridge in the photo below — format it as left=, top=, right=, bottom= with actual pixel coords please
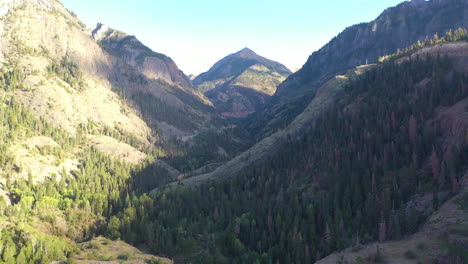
left=0, top=0, right=466, bottom=263
left=92, top=23, right=195, bottom=91
left=247, top=0, right=468, bottom=136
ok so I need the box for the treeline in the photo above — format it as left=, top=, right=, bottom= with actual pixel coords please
left=379, top=27, right=468, bottom=62
left=118, top=54, right=468, bottom=263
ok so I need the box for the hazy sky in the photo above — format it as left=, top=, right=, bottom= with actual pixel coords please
left=61, top=0, right=405, bottom=75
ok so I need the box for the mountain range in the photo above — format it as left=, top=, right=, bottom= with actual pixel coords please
left=0, top=0, right=466, bottom=263
left=246, top=0, right=468, bottom=137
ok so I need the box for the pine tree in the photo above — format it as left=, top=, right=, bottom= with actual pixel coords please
left=431, top=148, right=440, bottom=182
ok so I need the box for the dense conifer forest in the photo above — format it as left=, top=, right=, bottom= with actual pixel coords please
left=130, top=50, right=468, bottom=263
left=0, top=5, right=467, bottom=261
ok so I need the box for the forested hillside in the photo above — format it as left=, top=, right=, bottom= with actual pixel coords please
left=0, top=96, right=170, bottom=263
left=247, top=0, right=468, bottom=138
left=0, top=0, right=467, bottom=263
left=134, top=39, right=468, bottom=263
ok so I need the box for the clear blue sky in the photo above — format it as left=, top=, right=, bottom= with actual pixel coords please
left=61, top=0, right=405, bottom=75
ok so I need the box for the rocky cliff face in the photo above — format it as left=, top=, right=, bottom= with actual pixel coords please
left=90, top=23, right=217, bottom=136
left=0, top=0, right=218, bottom=147
left=92, top=23, right=193, bottom=90
left=194, top=48, right=291, bottom=118
left=0, top=0, right=153, bottom=140
left=248, top=0, right=468, bottom=135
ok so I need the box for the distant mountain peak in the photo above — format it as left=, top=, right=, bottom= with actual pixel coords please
left=193, top=48, right=291, bottom=118
left=235, top=47, right=258, bottom=58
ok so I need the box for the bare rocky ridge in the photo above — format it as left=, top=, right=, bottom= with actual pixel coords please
left=0, top=0, right=218, bottom=147
left=93, top=23, right=195, bottom=92
left=8, top=136, right=79, bottom=183
left=91, top=23, right=218, bottom=137
left=0, top=0, right=152, bottom=142
left=87, top=135, right=146, bottom=164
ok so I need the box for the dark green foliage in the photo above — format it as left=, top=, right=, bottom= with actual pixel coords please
left=47, top=56, right=84, bottom=89
left=127, top=54, right=467, bottom=263
left=163, top=127, right=252, bottom=174
left=456, top=192, right=468, bottom=212
left=446, top=242, right=468, bottom=264
left=147, top=257, right=164, bottom=264
left=0, top=26, right=466, bottom=264
left=0, top=67, right=25, bottom=91
left=404, top=250, right=417, bottom=259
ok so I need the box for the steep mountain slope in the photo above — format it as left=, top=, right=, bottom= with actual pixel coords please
left=0, top=0, right=205, bottom=262
left=247, top=0, right=468, bottom=136
left=0, top=0, right=152, bottom=142
left=0, top=0, right=466, bottom=263
left=90, top=23, right=254, bottom=173
left=180, top=39, right=468, bottom=186
left=92, top=23, right=211, bottom=108
left=0, top=0, right=237, bottom=166
left=93, top=23, right=192, bottom=89
left=177, top=64, right=375, bottom=185
left=316, top=172, right=468, bottom=264
left=146, top=39, right=468, bottom=263
left=193, top=48, right=291, bottom=118
left=1, top=0, right=219, bottom=143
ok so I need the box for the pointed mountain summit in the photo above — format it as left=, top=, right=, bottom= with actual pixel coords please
left=193, top=48, right=291, bottom=118
left=194, top=47, right=290, bottom=90
left=235, top=47, right=258, bottom=58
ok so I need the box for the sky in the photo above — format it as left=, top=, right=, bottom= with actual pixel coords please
left=61, top=0, right=406, bottom=75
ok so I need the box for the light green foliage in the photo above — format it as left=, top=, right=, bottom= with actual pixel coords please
left=0, top=224, right=77, bottom=263
left=148, top=257, right=165, bottom=264
left=233, top=64, right=289, bottom=95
